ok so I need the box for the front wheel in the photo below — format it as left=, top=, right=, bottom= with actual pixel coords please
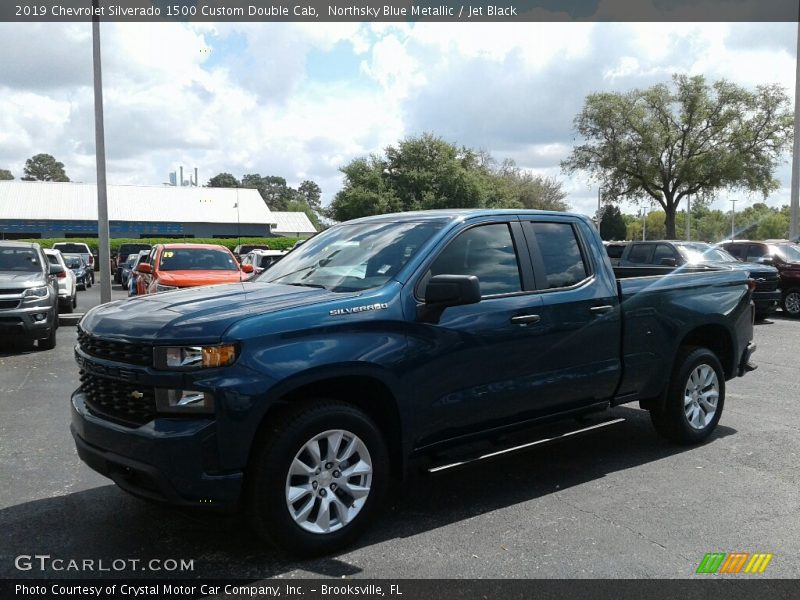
left=783, top=289, right=800, bottom=318
left=246, top=400, right=389, bottom=556
left=650, top=347, right=725, bottom=445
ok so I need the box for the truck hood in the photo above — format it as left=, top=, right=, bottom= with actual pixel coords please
left=80, top=282, right=351, bottom=343
left=0, top=272, right=45, bottom=290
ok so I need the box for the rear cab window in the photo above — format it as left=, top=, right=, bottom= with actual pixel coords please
left=527, top=221, right=590, bottom=289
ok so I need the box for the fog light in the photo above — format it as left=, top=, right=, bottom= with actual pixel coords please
left=155, top=389, right=214, bottom=414
left=33, top=313, right=46, bottom=322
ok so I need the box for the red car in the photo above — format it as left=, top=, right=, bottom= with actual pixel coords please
left=135, top=243, right=252, bottom=295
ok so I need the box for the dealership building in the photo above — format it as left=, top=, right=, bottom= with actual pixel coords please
left=0, top=181, right=317, bottom=239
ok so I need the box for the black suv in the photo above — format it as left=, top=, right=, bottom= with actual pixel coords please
left=720, top=240, right=800, bottom=317
left=0, top=242, right=63, bottom=349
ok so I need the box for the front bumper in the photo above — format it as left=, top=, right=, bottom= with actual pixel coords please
left=752, top=290, right=781, bottom=314
left=71, top=390, right=243, bottom=509
left=0, top=298, right=56, bottom=339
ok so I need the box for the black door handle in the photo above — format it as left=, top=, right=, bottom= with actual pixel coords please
left=511, top=314, right=541, bottom=325
left=589, top=305, right=614, bottom=314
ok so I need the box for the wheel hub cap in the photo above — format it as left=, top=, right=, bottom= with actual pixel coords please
left=285, top=429, right=373, bottom=534
left=683, top=364, right=719, bottom=430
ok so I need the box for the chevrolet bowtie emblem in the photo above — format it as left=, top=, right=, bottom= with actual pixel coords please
left=130, top=390, right=144, bottom=400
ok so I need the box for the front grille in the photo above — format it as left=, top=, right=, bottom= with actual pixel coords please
left=0, top=288, right=25, bottom=295
left=753, top=274, right=780, bottom=293
left=77, top=328, right=153, bottom=366
left=80, top=371, right=156, bottom=426
left=0, top=300, right=20, bottom=310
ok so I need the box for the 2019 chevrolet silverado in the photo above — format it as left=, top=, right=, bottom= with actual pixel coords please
left=71, top=210, right=757, bottom=555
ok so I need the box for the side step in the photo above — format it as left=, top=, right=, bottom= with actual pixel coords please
left=427, top=417, right=626, bottom=474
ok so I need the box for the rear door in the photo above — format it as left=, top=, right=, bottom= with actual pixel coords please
left=520, top=217, right=622, bottom=408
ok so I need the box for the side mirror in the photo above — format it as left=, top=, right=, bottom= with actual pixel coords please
left=424, top=274, right=481, bottom=307
left=136, top=263, right=152, bottom=274
left=48, top=264, right=65, bottom=276
left=659, top=257, right=677, bottom=267
left=241, top=263, right=254, bottom=274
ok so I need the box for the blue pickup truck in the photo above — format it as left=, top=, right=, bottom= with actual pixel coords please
left=71, top=209, right=757, bottom=555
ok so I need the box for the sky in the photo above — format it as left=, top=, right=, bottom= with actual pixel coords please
left=0, top=20, right=796, bottom=218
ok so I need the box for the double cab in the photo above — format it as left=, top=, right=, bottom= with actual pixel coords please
left=72, top=210, right=757, bottom=555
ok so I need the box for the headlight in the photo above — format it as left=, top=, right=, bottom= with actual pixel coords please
left=155, top=284, right=178, bottom=293
left=155, top=389, right=215, bottom=414
left=23, top=286, right=49, bottom=299
left=155, top=344, right=238, bottom=370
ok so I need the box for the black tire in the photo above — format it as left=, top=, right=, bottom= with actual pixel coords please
left=63, top=296, right=74, bottom=313
left=38, top=325, right=56, bottom=350
left=650, top=347, right=725, bottom=445
left=72, top=294, right=77, bottom=309
left=114, top=271, right=121, bottom=284
left=246, top=400, right=389, bottom=556
left=782, top=288, right=800, bottom=318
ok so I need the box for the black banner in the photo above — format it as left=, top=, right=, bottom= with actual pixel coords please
left=1, top=0, right=798, bottom=23
left=3, top=579, right=800, bottom=600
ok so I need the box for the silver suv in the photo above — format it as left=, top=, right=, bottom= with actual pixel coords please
left=0, top=242, right=63, bottom=349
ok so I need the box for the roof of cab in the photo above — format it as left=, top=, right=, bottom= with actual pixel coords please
left=343, top=208, right=579, bottom=225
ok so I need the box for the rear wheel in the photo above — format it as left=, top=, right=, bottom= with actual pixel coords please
left=62, top=296, right=74, bottom=313
left=246, top=400, right=389, bottom=556
left=650, top=347, right=725, bottom=445
left=783, top=289, right=800, bottom=317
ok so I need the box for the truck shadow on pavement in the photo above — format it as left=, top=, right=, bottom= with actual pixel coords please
left=0, top=406, right=736, bottom=580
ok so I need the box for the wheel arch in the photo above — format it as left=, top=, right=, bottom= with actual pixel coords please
left=249, top=370, right=408, bottom=480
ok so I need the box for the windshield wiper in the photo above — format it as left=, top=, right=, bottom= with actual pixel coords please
left=285, top=282, right=328, bottom=290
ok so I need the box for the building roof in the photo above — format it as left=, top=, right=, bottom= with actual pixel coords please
left=0, top=181, right=272, bottom=225
left=269, top=211, right=317, bottom=235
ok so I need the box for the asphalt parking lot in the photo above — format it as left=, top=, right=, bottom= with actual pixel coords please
left=1, top=288, right=799, bottom=579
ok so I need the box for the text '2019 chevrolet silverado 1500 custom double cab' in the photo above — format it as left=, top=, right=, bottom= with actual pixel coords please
left=71, top=210, right=757, bottom=555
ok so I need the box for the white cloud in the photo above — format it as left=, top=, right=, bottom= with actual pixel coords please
left=0, top=20, right=795, bottom=217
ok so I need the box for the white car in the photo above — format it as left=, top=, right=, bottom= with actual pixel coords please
left=44, top=248, right=77, bottom=313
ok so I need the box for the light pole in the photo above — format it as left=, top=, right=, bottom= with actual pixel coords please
left=790, top=19, right=800, bottom=240
left=685, top=194, right=691, bottom=241
left=641, top=205, right=649, bottom=240
left=730, top=199, right=738, bottom=241
left=92, top=0, right=111, bottom=303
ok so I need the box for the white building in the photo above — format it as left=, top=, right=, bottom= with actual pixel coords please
left=0, top=181, right=316, bottom=239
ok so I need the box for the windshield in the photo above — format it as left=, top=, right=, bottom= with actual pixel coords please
left=159, top=248, right=238, bottom=271
left=677, top=243, right=738, bottom=264
left=263, top=221, right=443, bottom=292
left=0, top=248, right=42, bottom=272
left=64, top=256, right=83, bottom=268
left=771, top=243, right=800, bottom=263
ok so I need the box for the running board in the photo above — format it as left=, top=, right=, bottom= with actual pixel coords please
left=427, top=417, right=626, bottom=474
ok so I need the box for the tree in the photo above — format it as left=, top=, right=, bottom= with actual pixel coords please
left=598, top=204, right=627, bottom=240
left=0, top=169, right=13, bottom=180
left=297, top=180, right=322, bottom=212
left=21, top=153, right=70, bottom=182
left=207, top=172, right=239, bottom=188
left=328, top=133, right=569, bottom=222
left=242, top=174, right=294, bottom=211
left=562, top=74, right=793, bottom=239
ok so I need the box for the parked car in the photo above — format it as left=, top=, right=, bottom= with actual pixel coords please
left=72, top=209, right=757, bottom=555
left=128, top=250, right=150, bottom=297
left=0, top=242, right=61, bottom=349
left=233, top=243, right=273, bottom=261
left=52, top=242, right=95, bottom=285
left=719, top=240, right=800, bottom=317
left=241, top=249, right=288, bottom=278
left=63, top=254, right=90, bottom=290
left=44, top=248, right=77, bottom=313
left=112, top=243, right=152, bottom=284
left=120, top=253, right=140, bottom=288
left=603, top=241, right=628, bottom=266
left=617, top=240, right=781, bottom=320
left=134, top=243, right=253, bottom=295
